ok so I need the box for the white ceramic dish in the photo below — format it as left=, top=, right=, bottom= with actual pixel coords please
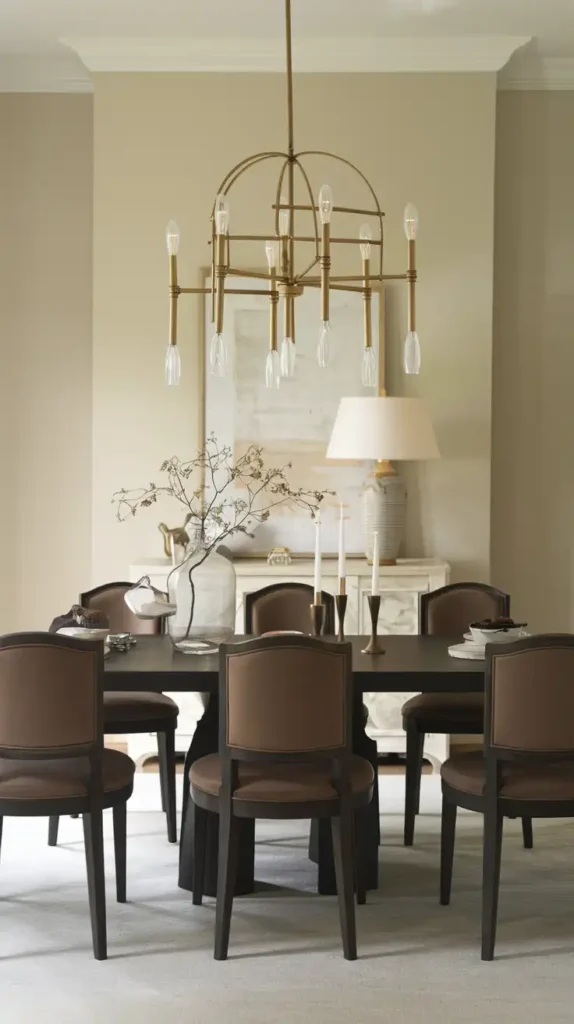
left=57, top=627, right=110, bottom=641
left=448, top=642, right=485, bottom=661
left=469, top=626, right=528, bottom=646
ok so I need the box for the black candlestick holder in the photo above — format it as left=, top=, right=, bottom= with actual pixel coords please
left=335, top=593, right=348, bottom=642
left=362, top=594, right=385, bottom=655
left=310, top=601, right=325, bottom=637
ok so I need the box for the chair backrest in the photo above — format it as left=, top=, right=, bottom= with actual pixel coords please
left=219, top=635, right=352, bottom=760
left=81, top=582, right=161, bottom=636
left=421, top=582, right=510, bottom=638
left=485, top=635, right=574, bottom=759
left=0, top=632, right=103, bottom=759
left=245, top=583, right=335, bottom=636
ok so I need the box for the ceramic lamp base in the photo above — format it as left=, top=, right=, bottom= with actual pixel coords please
left=362, top=461, right=406, bottom=564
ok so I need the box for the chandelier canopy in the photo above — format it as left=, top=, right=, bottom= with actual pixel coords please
left=165, top=0, right=420, bottom=390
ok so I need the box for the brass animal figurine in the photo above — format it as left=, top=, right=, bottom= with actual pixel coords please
left=159, top=514, right=192, bottom=559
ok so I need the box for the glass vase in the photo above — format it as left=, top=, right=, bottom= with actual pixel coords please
left=167, top=536, right=236, bottom=653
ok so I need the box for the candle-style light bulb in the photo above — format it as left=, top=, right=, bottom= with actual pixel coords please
left=361, top=346, right=377, bottom=388
left=265, top=349, right=280, bottom=389
left=209, top=332, right=228, bottom=376
left=166, top=220, right=180, bottom=255
left=403, top=330, right=421, bottom=374
left=165, top=344, right=181, bottom=386
left=280, top=337, right=296, bottom=377
left=214, top=194, right=230, bottom=235
left=404, top=202, right=418, bottom=241
left=279, top=194, right=290, bottom=237
left=318, top=184, right=333, bottom=225
left=317, top=321, right=331, bottom=368
left=265, top=239, right=279, bottom=268
left=359, top=223, right=372, bottom=260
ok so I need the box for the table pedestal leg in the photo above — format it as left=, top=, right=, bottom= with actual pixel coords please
left=309, top=695, right=380, bottom=894
left=178, top=696, right=255, bottom=896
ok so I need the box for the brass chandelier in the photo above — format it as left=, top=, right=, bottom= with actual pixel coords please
left=165, top=0, right=420, bottom=390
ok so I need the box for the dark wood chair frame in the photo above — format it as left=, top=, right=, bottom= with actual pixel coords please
left=0, top=633, right=133, bottom=960
left=439, top=634, right=574, bottom=960
left=403, top=583, right=536, bottom=849
left=48, top=582, right=177, bottom=847
left=191, top=635, right=371, bottom=961
left=244, top=582, right=336, bottom=635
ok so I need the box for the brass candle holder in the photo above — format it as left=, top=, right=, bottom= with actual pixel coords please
left=310, top=594, right=324, bottom=637
left=335, top=580, right=348, bottom=642
left=362, top=594, right=385, bottom=655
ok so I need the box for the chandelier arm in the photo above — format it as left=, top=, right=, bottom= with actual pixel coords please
left=225, top=268, right=270, bottom=281
left=296, top=149, right=384, bottom=277
left=213, top=152, right=289, bottom=201
left=293, top=157, right=320, bottom=259
left=285, top=0, right=295, bottom=154
left=295, top=256, right=319, bottom=281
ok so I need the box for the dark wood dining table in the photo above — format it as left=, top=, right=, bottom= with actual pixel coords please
left=104, top=634, right=484, bottom=896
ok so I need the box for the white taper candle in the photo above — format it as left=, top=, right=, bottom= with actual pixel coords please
left=371, top=531, right=380, bottom=596
left=338, top=502, right=346, bottom=587
left=314, top=513, right=322, bottom=597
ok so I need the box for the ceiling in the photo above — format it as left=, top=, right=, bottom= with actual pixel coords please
left=1, top=0, right=574, bottom=89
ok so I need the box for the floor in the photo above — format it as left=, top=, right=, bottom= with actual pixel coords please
left=2, top=773, right=574, bottom=1023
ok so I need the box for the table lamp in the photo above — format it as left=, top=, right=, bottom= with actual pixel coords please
left=326, top=396, right=439, bottom=564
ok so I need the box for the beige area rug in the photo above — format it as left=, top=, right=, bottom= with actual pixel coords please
left=1, top=773, right=574, bottom=1024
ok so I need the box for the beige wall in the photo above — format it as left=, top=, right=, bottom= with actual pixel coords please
left=0, top=95, right=93, bottom=630
left=492, top=91, right=574, bottom=631
left=93, top=72, right=497, bottom=582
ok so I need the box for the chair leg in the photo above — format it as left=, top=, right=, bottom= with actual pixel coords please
left=481, top=809, right=503, bottom=961
left=214, top=809, right=240, bottom=961
left=354, top=811, right=366, bottom=906
left=414, top=731, right=424, bottom=815
left=83, top=810, right=107, bottom=961
left=48, top=816, right=59, bottom=847
left=440, top=795, right=457, bottom=906
left=113, top=802, right=127, bottom=904
left=521, top=817, right=533, bottom=850
left=331, top=813, right=358, bottom=961
left=193, top=804, right=208, bottom=906
left=404, top=720, right=424, bottom=846
left=158, top=729, right=177, bottom=844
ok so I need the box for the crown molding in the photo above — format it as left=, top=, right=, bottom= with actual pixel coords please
left=498, top=56, right=574, bottom=91
left=62, top=35, right=530, bottom=74
left=0, top=54, right=93, bottom=93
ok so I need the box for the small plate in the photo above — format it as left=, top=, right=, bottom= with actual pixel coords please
left=57, top=627, right=110, bottom=641
left=448, top=642, right=485, bottom=661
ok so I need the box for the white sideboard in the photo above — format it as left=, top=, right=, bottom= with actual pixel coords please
left=127, top=556, right=450, bottom=769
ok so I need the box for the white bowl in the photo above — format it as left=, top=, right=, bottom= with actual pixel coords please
left=57, top=627, right=110, bottom=641
left=469, top=625, right=525, bottom=646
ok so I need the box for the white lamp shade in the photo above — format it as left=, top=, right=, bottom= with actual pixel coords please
left=326, top=396, right=439, bottom=462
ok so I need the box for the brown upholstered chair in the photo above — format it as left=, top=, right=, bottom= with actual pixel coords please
left=245, top=582, right=335, bottom=636
left=400, top=582, right=528, bottom=847
left=0, top=633, right=135, bottom=960
left=49, top=582, right=178, bottom=846
left=440, top=635, right=574, bottom=960
left=190, top=635, right=374, bottom=960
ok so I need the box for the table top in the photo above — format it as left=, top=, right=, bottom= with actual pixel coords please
left=103, top=635, right=484, bottom=694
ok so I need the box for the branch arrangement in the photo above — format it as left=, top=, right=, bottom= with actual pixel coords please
left=113, top=434, right=331, bottom=552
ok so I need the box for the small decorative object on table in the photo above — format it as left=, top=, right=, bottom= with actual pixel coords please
left=114, top=435, right=330, bottom=653
left=107, top=633, right=137, bottom=653
left=267, top=546, right=292, bottom=567
left=336, top=498, right=347, bottom=641
left=448, top=617, right=528, bottom=661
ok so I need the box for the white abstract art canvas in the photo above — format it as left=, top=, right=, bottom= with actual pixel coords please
left=204, top=277, right=380, bottom=554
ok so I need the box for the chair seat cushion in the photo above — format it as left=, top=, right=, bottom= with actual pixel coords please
left=402, top=692, right=484, bottom=727
left=441, top=751, right=574, bottom=802
left=190, top=753, right=374, bottom=805
left=103, top=691, right=179, bottom=724
left=0, top=748, right=135, bottom=802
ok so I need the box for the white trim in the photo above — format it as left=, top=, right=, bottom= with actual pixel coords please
left=0, top=54, right=93, bottom=93
left=62, top=35, right=530, bottom=74
left=499, top=56, right=574, bottom=91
